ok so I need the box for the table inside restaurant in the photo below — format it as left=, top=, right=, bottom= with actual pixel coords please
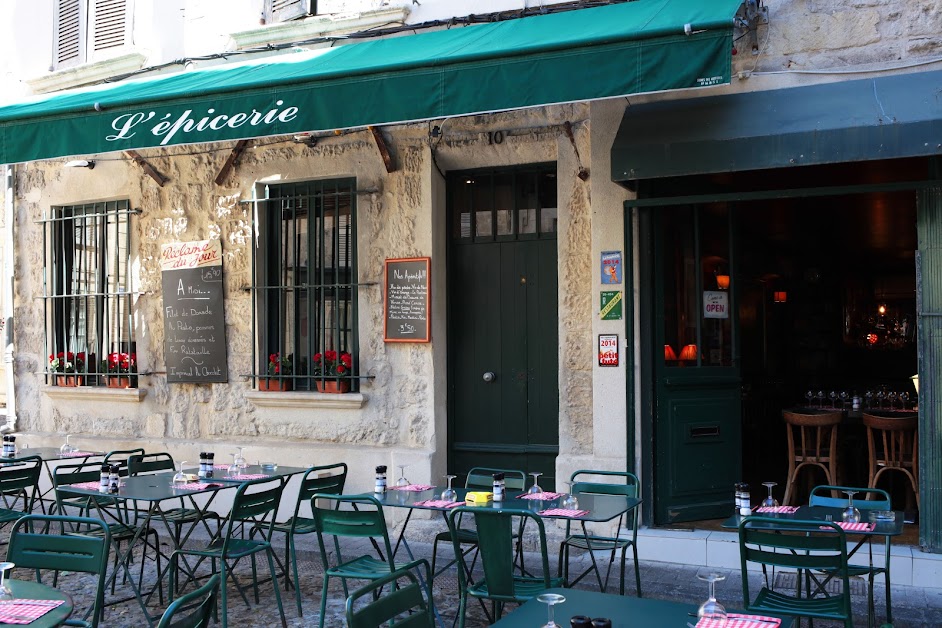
left=3, top=579, right=74, bottom=627
left=57, top=464, right=308, bottom=626
left=490, top=588, right=793, bottom=627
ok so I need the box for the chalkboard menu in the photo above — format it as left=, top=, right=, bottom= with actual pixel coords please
left=161, top=240, right=228, bottom=383
left=384, top=257, right=431, bottom=342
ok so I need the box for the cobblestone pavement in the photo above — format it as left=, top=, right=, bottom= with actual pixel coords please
left=12, top=522, right=942, bottom=627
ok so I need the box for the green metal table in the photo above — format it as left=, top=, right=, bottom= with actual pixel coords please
left=490, top=588, right=792, bottom=626
left=723, top=506, right=904, bottom=626
left=57, top=464, right=308, bottom=626
left=5, top=579, right=74, bottom=627
left=13, top=447, right=104, bottom=513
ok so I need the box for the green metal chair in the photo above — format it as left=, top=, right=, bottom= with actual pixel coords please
left=345, top=559, right=435, bottom=628
left=311, top=494, right=397, bottom=628
left=52, top=460, right=162, bottom=596
left=0, top=455, right=43, bottom=534
left=156, top=573, right=220, bottom=628
left=558, top=469, right=641, bottom=596
left=103, top=448, right=146, bottom=477
left=267, top=462, right=347, bottom=617
left=168, top=476, right=287, bottom=628
left=447, top=506, right=563, bottom=627
left=739, top=516, right=853, bottom=628
left=430, top=467, right=526, bottom=579
left=127, top=452, right=219, bottom=546
left=810, top=484, right=892, bottom=627
left=7, top=514, right=111, bottom=628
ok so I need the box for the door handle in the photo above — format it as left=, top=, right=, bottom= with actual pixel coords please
left=482, top=372, right=496, bottom=383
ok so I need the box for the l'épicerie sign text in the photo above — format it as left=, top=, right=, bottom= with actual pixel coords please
left=161, top=240, right=229, bottom=383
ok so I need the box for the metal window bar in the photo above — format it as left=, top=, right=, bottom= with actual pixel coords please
left=43, top=200, right=135, bottom=386
left=251, top=179, right=359, bottom=391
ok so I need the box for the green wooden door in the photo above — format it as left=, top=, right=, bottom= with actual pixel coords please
left=652, top=204, right=742, bottom=523
left=447, top=167, right=559, bottom=490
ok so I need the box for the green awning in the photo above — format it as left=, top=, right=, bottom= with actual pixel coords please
left=611, top=69, right=942, bottom=182
left=0, top=0, right=741, bottom=164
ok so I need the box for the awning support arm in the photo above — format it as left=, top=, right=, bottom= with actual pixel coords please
left=125, top=150, right=168, bottom=187
left=368, top=126, right=396, bottom=173
left=215, top=140, right=250, bottom=186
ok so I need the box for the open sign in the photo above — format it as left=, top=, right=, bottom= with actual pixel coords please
left=703, top=291, right=729, bottom=319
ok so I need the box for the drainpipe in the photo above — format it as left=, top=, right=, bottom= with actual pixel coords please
left=2, top=165, right=14, bottom=432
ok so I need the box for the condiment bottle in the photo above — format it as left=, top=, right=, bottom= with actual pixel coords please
left=198, top=452, right=208, bottom=478
left=7, top=436, right=14, bottom=457
left=99, top=463, right=111, bottom=493
left=374, top=465, right=387, bottom=494
left=492, top=473, right=504, bottom=502
left=739, top=483, right=752, bottom=516
left=570, top=616, right=592, bottom=627
left=734, top=482, right=742, bottom=514
left=1, top=435, right=9, bottom=457
left=206, top=452, right=215, bottom=478
left=109, top=464, right=120, bottom=494
left=591, top=619, right=612, bottom=628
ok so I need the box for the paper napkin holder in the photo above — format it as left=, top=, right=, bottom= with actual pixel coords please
left=465, top=491, right=493, bottom=504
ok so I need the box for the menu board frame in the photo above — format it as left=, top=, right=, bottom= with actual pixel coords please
left=160, top=239, right=229, bottom=383
left=383, top=257, right=431, bottom=343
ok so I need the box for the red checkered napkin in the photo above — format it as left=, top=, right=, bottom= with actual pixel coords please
left=414, top=499, right=465, bottom=509
left=0, top=599, right=65, bottom=624
left=517, top=492, right=563, bottom=500
left=697, top=613, right=780, bottom=628
left=174, top=482, right=222, bottom=491
left=226, top=473, right=270, bottom=481
left=821, top=521, right=876, bottom=532
left=389, top=484, right=435, bottom=492
left=755, top=505, right=799, bottom=514
left=59, top=451, right=96, bottom=457
left=538, top=508, right=589, bottom=518
left=70, top=481, right=106, bottom=491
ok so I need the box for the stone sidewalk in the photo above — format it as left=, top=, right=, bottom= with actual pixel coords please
left=32, top=522, right=942, bottom=627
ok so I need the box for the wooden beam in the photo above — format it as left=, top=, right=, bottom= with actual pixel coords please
left=368, top=126, right=396, bottom=173
left=124, top=150, right=168, bottom=187
left=215, top=140, right=250, bottom=185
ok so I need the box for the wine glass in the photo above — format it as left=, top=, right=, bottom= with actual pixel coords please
left=441, top=475, right=457, bottom=502
left=839, top=391, right=849, bottom=408
left=900, top=391, right=910, bottom=410
left=816, top=390, right=826, bottom=409
left=172, top=461, right=188, bottom=487
left=227, top=453, right=241, bottom=478
left=842, top=490, right=861, bottom=524
left=527, top=471, right=544, bottom=495
left=559, top=481, right=579, bottom=511
left=395, top=464, right=410, bottom=488
left=536, top=592, right=566, bottom=628
left=876, top=390, right=886, bottom=409
left=829, top=391, right=838, bottom=408
left=59, top=434, right=75, bottom=455
left=234, top=447, right=248, bottom=470
left=0, top=562, right=14, bottom=602
left=865, top=390, right=874, bottom=409
left=805, top=390, right=814, bottom=407
left=887, top=391, right=898, bottom=410
left=761, top=482, right=779, bottom=509
left=696, top=572, right=728, bottom=623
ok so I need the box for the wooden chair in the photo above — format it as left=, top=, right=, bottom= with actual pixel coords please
left=781, top=410, right=841, bottom=505
left=863, top=413, right=919, bottom=511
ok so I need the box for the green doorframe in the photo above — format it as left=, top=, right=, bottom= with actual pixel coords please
left=625, top=210, right=636, bottom=471
left=917, top=157, right=942, bottom=554
left=630, top=177, right=938, bottom=537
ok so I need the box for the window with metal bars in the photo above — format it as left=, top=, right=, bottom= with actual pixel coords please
left=44, top=200, right=137, bottom=387
left=253, top=179, right=358, bottom=392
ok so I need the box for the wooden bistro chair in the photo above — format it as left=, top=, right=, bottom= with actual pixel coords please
left=862, top=412, right=919, bottom=511
left=781, top=410, right=842, bottom=506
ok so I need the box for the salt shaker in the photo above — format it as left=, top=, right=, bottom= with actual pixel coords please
left=99, top=463, right=111, bottom=493
left=109, top=464, right=120, bottom=494
left=739, top=483, right=752, bottom=516
left=374, top=465, right=387, bottom=494
left=492, top=473, right=504, bottom=502
left=198, top=452, right=208, bottom=478
left=206, top=452, right=215, bottom=479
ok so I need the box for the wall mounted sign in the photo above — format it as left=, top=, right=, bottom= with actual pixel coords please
left=598, top=334, right=619, bottom=366
left=161, top=240, right=228, bottom=383
left=384, top=257, right=431, bottom=342
left=600, top=291, right=623, bottom=321
left=703, top=291, right=729, bottom=319
left=601, top=250, right=623, bottom=284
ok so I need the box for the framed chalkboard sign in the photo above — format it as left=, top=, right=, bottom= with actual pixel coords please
left=384, top=257, right=431, bottom=343
left=161, top=240, right=229, bottom=383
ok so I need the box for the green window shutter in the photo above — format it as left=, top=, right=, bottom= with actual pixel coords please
left=54, top=0, right=85, bottom=68
left=266, top=0, right=313, bottom=23
left=91, top=0, right=128, bottom=53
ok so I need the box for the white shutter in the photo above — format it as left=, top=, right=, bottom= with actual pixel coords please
left=54, top=0, right=85, bottom=68
left=90, top=0, right=128, bottom=54
left=266, top=0, right=313, bottom=23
